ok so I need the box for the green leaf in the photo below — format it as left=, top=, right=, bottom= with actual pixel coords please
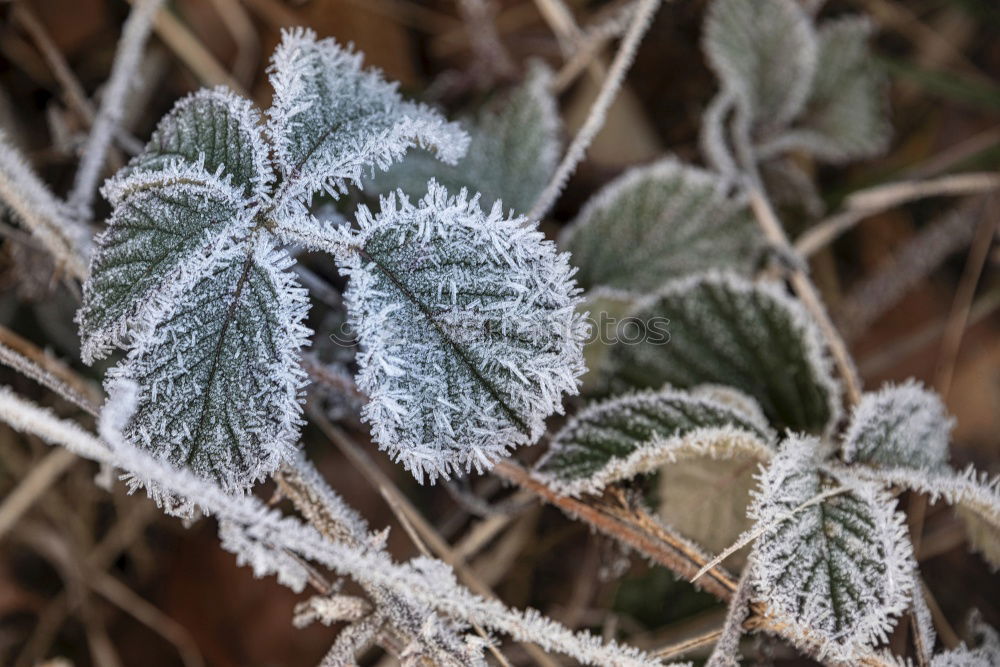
left=749, top=436, right=915, bottom=657
left=703, top=0, right=818, bottom=131
left=842, top=380, right=953, bottom=470
left=109, top=237, right=309, bottom=490
left=560, top=159, right=761, bottom=291
left=536, top=386, right=774, bottom=496
left=761, top=17, right=891, bottom=164
left=372, top=62, right=560, bottom=214
left=124, top=87, right=273, bottom=198
left=78, top=166, right=249, bottom=363
left=335, top=183, right=588, bottom=483
left=266, top=28, right=466, bottom=220
left=605, top=273, right=841, bottom=434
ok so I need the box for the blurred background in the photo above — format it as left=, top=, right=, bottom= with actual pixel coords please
left=0, top=0, right=998, bottom=664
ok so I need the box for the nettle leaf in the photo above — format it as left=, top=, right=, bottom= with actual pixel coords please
left=842, top=380, right=953, bottom=470
left=605, top=272, right=841, bottom=434
left=761, top=17, right=890, bottom=164
left=79, top=29, right=467, bottom=490
left=749, top=436, right=915, bottom=659
left=373, top=62, right=560, bottom=214
left=535, top=386, right=774, bottom=496
left=703, top=0, right=818, bottom=132
left=266, top=27, right=468, bottom=220
left=559, top=159, right=761, bottom=291
left=333, top=183, right=588, bottom=483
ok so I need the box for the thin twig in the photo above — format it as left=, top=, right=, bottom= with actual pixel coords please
left=794, top=172, right=1000, bottom=257
left=0, top=132, right=90, bottom=278
left=493, top=460, right=738, bottom=600
left=747, top=187, right=863, bottom=406
left=11, top=4, right=142, bottom=158
left=652, top=627, right=723, bottom=660
left=934, top=195, right=998, bottom=398
left=307, top=408, right=557, bottom=667
left=0, top=449, right=77, bottom=541
left=706, top=565, right=753, bottom=666
left=68, top=0, right=165, bottom=219
left=528, top=0, right=661, bottom=220
left=0, top=342, right=99, bottom=416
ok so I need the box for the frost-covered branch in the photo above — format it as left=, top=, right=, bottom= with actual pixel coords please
left=528, top=0, right=661, bottom=220
left=0, top=132, right=90, bottom=279
left=67, top=0, right=165, bottom=220
left=0, top=385, right=664, bottom=667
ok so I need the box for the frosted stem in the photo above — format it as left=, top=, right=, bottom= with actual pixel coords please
left=67, top=0, right=164, bottom=220
left=527, top=0, right=661, bottom=220
left=0, top=132, right=91, bottom=279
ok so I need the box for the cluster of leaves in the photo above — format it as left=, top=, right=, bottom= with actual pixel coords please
left=77, top=29, right=587, bottom=488
left=533, top=0, right=1000, bottom=662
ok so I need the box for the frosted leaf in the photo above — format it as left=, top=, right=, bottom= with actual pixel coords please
left=605, top=272, right=841, bottom=434
left=749, top=436, right=915, bottom=659
left=535, top=386, right=774, bottom=496
left=334, top=182, right=588, bottom=483
left=78, top=164, right=249, bottom=363
left=266, top=28, right=468, bottom=219
left=122, top=86, right=273, bottom=198
left=107, top=238, right=309, bottom=491
left=374, top=62, right=560, bottom=215
left=559, top=158, right=761, bottom=291
left=854, top=465, right=1000, bottom=572
left=78, top=32, right=470, bottom=490
left=842, top=380, right=953, bottom=470
left=703, top=0, right=818, bottom=131
left=761, top=17, right=890, bottom=164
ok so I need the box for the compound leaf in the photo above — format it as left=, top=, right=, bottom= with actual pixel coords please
left=842, top=380, right=953, bottom=470
left=333, top=182, right=588, bottom=483
left=560, top=158, right=760, bottom=291
left=266, top=28, right=468, bottom=219
left=536, top=386, right=774, bottom=496
left=703, top=0, right=818, bottom=131
left=605, top=272, right=840, bottom=434
left=750, top=436, right=915, bottom=658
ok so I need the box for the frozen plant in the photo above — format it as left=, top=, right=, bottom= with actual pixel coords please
left=76, top=28, right=587, bottom=489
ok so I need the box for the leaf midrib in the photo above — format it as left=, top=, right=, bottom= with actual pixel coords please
left=357, top=246, right=531, bottom=435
